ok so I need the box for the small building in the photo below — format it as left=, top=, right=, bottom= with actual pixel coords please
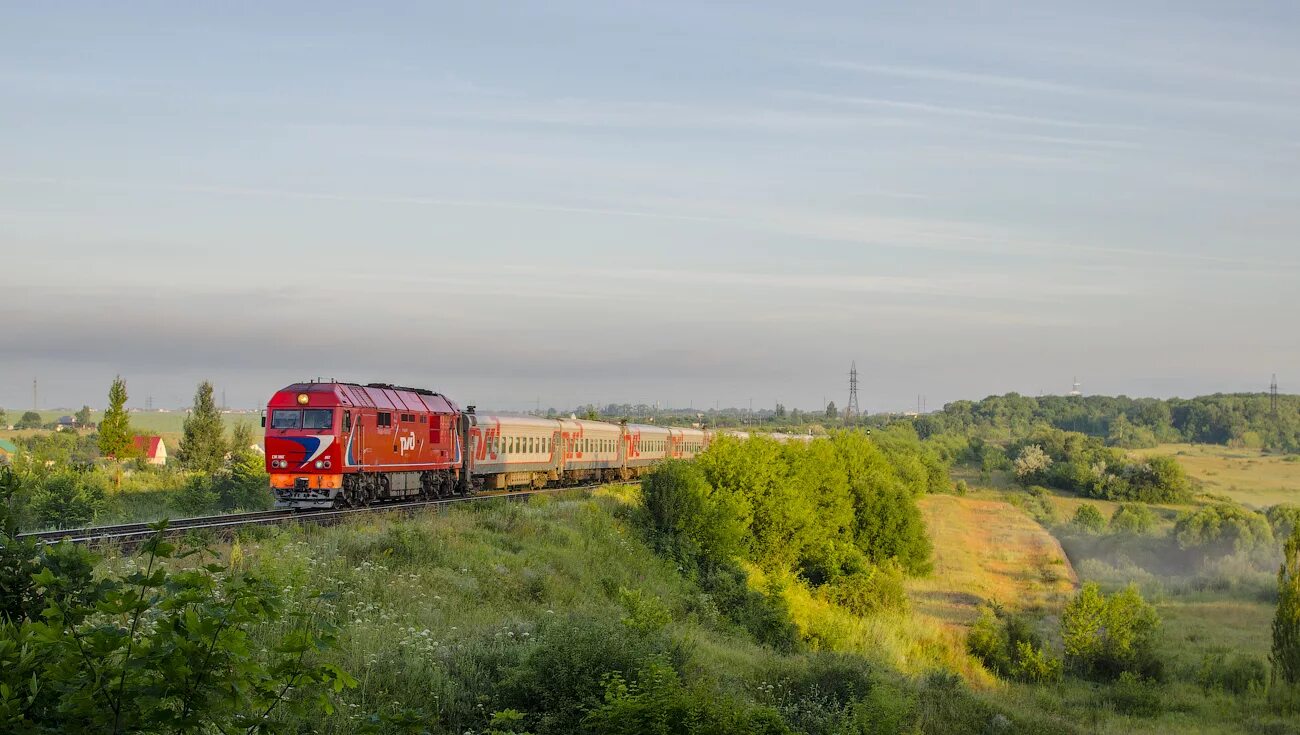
left=57, top=415, right=77, bottom=427
left=132, top=436, right=168, bottom=465
left=0, top=439, right=18, bottom=464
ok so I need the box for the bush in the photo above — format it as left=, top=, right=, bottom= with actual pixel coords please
left=641, top=461, right=746, bottom=568
left=214, top=449, right=272, bottom=511
left=28, top=471, right=107, bottom=529
left=1196, top=651, right=1266, bottom=694
left=498, top=613, right=677, bottom=734
left=171, top=474, right=220, bottom=515
left=700, top=563, right=800, bottom=652
left=1268, top=504, right=1300, bottom=541
left=1101, top=671, right=1165, bottom=717
left=1174, top=504, right=1273, bottom=556
left=585, top=659, right=791, bottom=735
left=967, top=607, right=1061, bottom=683
left=1110, top=503, right=1157, bottom=536
left=1061, top=583, right=1162, bottom=680
left=820, top=561, right=908, bottom=616
left=0, top=525, right=353, bottom=732
left=1069, top=504, right=1107, bottom=534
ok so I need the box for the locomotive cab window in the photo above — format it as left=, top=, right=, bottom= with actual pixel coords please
left=270, top=410, right=301, bottom=429
left=302, top=409, right=333, bottom=430
left=343, top=411, right=352, bottom=432
left=377, top=412, right=391, bottom=427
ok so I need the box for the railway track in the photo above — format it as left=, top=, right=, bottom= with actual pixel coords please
left=19, top=483, right=612, bottom=547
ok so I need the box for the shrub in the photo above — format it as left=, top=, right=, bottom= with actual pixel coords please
left=642, top=460, right=746, bottom=567
left=1174, top=504, right=1273, bottom=556
left=1197, top=651, right=1266, bottom=694
left=172, top=474, right=220, bottom=515
left=1061, top=583, right=1161, bottom=680
left=1013, top=445, right=1051, bottom=485
left=1069, top=504, right=1107, bottom=534
left=966, top=607, right=1061, bottom=683
left=1110, top=503, right=1157, bottom=535
left=700, top=563, right=800, bottom=652
left=821, top=561, right=909, bottom=616
left=215, top=449, right=272, bottom=511
left=0, top=525, right=353, bottom=732
left=618, top=586, right=672, bottom=634
left=498, top=613, right=678, bottom=733
left=1268, top=504, right=1300, bottom=542
left=585, top=659, right=791, bottom=735
left=1101, top=671, right=1165, bottom=717
left=28, top=471, right=106, bottom=529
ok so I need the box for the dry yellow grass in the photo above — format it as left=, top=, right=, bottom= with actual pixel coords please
left=1134, top=443, right=1300, bottom=509
left=908, top=495, right=1077, bottom=628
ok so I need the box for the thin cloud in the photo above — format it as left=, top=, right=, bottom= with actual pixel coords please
left=785, top=90, right=1147, bottom=132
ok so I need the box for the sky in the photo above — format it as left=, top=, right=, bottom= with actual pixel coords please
left=2, top=1, right=1299, bottom=413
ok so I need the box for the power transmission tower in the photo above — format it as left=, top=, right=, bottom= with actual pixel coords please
left=844, top=362, right=861, bottom=422
left=1272, top=374, right=1280, bottom=417
left=32, top=378, right=37, bottom=410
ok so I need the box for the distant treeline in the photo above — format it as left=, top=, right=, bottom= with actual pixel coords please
left=912, top=393, right=1300, bottom=452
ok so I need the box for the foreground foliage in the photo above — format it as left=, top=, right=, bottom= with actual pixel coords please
left=0, top=468, right=350, bottom=733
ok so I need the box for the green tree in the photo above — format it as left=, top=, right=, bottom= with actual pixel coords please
left=0, top=407, right=6, bottom=426
left=179, top=381, right=226, bottom=473
left=97, top=376, right=133, bottom=459
left=1273, top=525, right=1300, bottom=684
left=17, top=411, right=43, bottom=430
left=1012, top=444, right=1051, bottom=486
left=1070, top=504, right=1107, bottom=534
left=1269, top=504, right=1300, bottom=542
left=228, top=420, right=254, bottom=455
left=30, top=472, right=107, bottom=529
left=1110, top=503, right=1157, bottom=535
left=1061, top=582, right=1161, bottom=680
left=641, top=461, right=746, bottom=567
left=1174, top=504, right=1273, bottom=556
left=825, top=401, right=837, bottom=421
left=74, top=404, right=92, bottom=426
left=216, top=449, right=272, bottom=511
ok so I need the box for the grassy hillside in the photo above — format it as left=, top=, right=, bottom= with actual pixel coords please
left=170, top=486, right=1074, bottom=734
left=908, top=495, right=1076, bottom=627
left=1134, top=443, right=1300, bottom=508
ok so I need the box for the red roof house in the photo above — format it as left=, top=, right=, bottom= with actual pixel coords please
left=132, top=436, right=168, bottom=465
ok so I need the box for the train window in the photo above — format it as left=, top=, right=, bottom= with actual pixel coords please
left=302, top=409, right=333, bottom=430
left=377, top=412, right=391, bottom=427
left=270, top=410, right=300, bottom=429
left=343, top=411, right=352, bottom=432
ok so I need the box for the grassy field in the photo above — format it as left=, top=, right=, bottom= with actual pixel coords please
left=1133, top=443, right=1300, bottom=509
left=908, top=495, right=1076, bottom=627
left=1, top=411, right=262, bottom=448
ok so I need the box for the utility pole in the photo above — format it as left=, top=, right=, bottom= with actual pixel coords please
left=1272, top=374, right=1280, bottom=417
left=845, top=362, right=861, bottom=422
left=32, top=378, right=38, bottom=411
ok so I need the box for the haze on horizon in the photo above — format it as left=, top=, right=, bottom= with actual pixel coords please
left=3, top=1, right=1298, bottom=413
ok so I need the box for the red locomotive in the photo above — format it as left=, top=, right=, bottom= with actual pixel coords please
left=265, top=382, right=465, bottom=508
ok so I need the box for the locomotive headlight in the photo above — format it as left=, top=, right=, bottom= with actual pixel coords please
left=323, top=460, right=331, bottom=469
left=314, top=460, right=324, bottom=469
left=297, top=393, right=309, bottom=405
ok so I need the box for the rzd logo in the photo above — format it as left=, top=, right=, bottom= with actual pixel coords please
left=399, top=432, right=417, bottom=454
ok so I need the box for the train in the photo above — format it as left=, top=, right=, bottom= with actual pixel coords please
left=263, top=381, right=714, bottom=509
